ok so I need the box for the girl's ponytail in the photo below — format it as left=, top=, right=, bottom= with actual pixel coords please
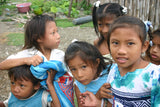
left=92, top=1, right=101, bottom=36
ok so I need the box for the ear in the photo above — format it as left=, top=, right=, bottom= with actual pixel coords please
left=142, top=40, right=149, bottom=53
left=95, top=58, right=100, bottom=68
left=37, top=37, right=43, bottom=43
left=34, top=82, right=41, bottom=90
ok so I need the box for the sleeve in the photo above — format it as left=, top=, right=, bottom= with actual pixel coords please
left=151, top=66, right=160, bottom=107
left=41, top=90, right=51, bottom=107
left=3, top=93, right=11, bottom=107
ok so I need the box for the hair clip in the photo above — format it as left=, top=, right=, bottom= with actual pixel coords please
left=93, top=1, right=100, bottom=8
left=122, top=6, right=127, bottom=14
left=150, top=41, right=153, bottom=46
left=144, top=21, right=153, bottom=32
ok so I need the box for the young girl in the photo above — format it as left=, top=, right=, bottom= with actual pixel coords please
left=80, top=16, right=160, bottom=107
left=64, top=41, right=112, bottom=107
left=92, top=1, right=127, bottom=59
left=0, top=14, right=74, bottom=106
left=145, top=28, right=160, bottom=65
left=0, top=65, right=59, bottom=107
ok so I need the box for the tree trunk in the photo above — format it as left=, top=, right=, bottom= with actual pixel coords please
left=68, top=0, right=73, bottom=17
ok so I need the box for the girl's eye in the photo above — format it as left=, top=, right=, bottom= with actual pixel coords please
left=128, top=42, right=134, bottom=45
left=70, top=68, right=76, bottom=72
left=81, top=65, right=87, bottom=69
left=20, top=84, right=24, bottom=88
left=98, top=24, right=102, bottom=27
left=11, top=82, right=15, bottom=85
left=105, top=23, right=110, bottom=27
left=112, top=41, right=118, bottom=45
left=52, top=32, right=55, bottom=35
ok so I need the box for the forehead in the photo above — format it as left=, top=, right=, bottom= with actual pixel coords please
left=98, top=15, right=116, bottom=23
left=110, top=27, right=140, bottom=40
left=45, top=21, right=56, bottom=29
left=152, top=36, right=160, bottom=43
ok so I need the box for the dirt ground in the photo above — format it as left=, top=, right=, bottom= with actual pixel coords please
left=0, top=19, right=97, bottom=101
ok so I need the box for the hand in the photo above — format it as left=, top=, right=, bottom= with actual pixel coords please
left=25, top=55, right=43, bottom=66
left=80, top=91, right=101, bottom=107
left=46, top=69, right=57, bottom=86
left=96, top=83, right=113, bottom=99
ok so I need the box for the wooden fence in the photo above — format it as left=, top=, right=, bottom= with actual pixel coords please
left=84, top=0, right=160, bottom=30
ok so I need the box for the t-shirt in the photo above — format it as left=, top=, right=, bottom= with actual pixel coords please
left=107, top=63, right=160, bottom=107
left=3, top=88, right=51, bottom=107
left=75, top=67, right=109, bottom=94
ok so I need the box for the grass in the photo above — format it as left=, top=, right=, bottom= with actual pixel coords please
left=5, top=19, right=93, bottom=46
left=6, top=33, right=24, bottom=46
left=55, top=18, right=93, bottom=28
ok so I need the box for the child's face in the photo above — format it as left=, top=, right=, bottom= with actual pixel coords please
left=150, top=35, right=160, bottom=65
left=110, top=27, right=148, bottom=70
left=10, top=76, right=39, bottom=99
left=68, top=55, right=98, bottom=85
left=39, top=21, right=60, bottom=50
left=98, top=16, right=115, bottom=39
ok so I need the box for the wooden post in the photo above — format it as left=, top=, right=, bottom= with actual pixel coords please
left=68, top=0, right=73, bottom=17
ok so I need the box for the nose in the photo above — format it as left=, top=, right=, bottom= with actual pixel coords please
left=152, top=46, right=158, bottom=53
left=13, top=86, right=20, bottom=93
left=56, top=32, right=60, bottom=39
left=102, top=25, right=109, bottom=34
left=117, top=45, right=127, bottom=55
left=77, top=69, right=83, bottom=78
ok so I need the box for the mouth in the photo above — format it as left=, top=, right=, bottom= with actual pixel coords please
left=79, top=79, right=87, bottom=84
left=116, top=57, right=128, bottom=63
left=151, top=54, right=158, bottom=59
left=14, top=94, right=21, bottom=99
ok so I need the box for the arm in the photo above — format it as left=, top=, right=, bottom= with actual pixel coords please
left=0, top=55, right=43, bottom=70
left=46, top=70, right=60, bottom=107
left=0, top=102, right=5, bottom=107
left=75, top=85, right=83, bottom=107
left=95, top=83, right=113, bottom=100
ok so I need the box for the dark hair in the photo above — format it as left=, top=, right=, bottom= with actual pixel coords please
left=107, top=16, right=149, bottom=50
left=8, top=65, right=40, bottom=86
left=152, top=28, right=160, bottom=38
left=65, top=41, right=111, bottom=77
left=146, top=28, right=160, bottom=58
left=23, top=14, right=55, bottom=51
left=92, top=3, right=125, bottom=46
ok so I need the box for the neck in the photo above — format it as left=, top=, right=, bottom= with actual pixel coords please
left=119, top=58, right=149, bottom=76
left=40, top=48, right=51, bottom=60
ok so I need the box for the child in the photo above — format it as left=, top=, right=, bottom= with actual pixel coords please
left=0, top=65, right=59, bottom=107
left=0, top=14, right=74, bottom=106
left=145, top=29, right=160, bottom=65
left=92, top=1, right=127, bottom=59
left=80, top=16, right=160, bottom=107
left=64, top=41, right=112, bottom=107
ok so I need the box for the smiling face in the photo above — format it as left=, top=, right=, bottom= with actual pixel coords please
left=150, top=35, right=160, bottom=65
left=10, top=76, right=39, bottom=99
left=68, top=55, right=98, bottom=85
left=38, top=21, right=60, bottom=50
left=110, top=27, right=148, bottom=73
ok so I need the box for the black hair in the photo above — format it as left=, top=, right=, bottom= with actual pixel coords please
left=8, top=65, right=40, bottom=86
left=23, top=14, right=55, bottom=52
left=92, top=3, right=126, bottom=46
left=107, top=16, right=150, bottom=50
left=65, top=41, right=111, bottom=77
left=146, top=28, right=160, bottom=58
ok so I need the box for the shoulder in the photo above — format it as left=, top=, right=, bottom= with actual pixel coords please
left=7, top=47, right=37, bottom=59
left=93, top=38, right=99, bottom=46
left=52, top=49, right=64, bottom=56
left=41, top=89, right=51, bottom=106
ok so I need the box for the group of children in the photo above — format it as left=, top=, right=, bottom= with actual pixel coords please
left=0, top=1, right=160, bottom=107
